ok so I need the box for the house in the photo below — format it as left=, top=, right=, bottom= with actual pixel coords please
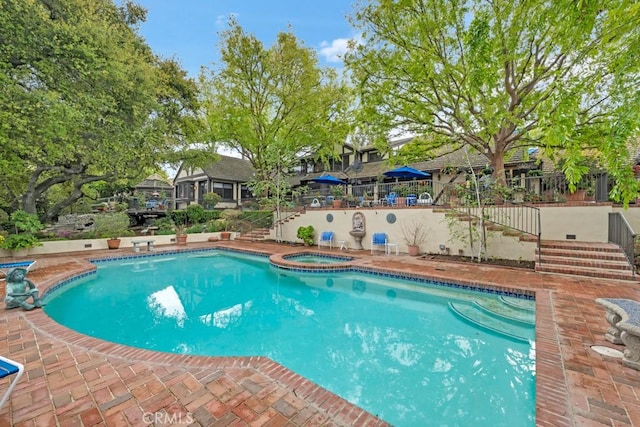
left=173, top=155, right=255, bottom=209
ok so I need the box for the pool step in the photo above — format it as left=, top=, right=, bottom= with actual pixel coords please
left=500, top=296, right=535, bottom=312
left=448, top=302, right=533, bottom=343
left=474, top=300, right=535, bottom=326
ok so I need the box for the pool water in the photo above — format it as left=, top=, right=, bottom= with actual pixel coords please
left=44, top=251, right=535, bottom=426
left=286, top=254, right=353, bottom=264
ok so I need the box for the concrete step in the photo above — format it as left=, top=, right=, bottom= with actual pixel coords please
left=536, top=263, right=636, bottom=282
left=537, top=247, right=628, bottom=261
left=537, top=255, right=632, bottom=271
left=539, top=241, right=622, bottom=252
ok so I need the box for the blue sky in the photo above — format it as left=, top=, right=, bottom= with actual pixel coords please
left=134, top=0, right=357, bottom=77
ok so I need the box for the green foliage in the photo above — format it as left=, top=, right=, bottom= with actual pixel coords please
left=296, top=225, right=315, bottom=246
left=92, top=212, right=130, bottom=239
left=171, top=210, right=189, bottom=226
left=185, top=204, right=206, bottom=224
left=346, top=0, right=640, bottom=201
left=200, top=18, right=352, bottom=202
left=0, top=0, right=206, bottom=222
left=207, top=220, right=226, bottom=232
left=153, top=217, right=175, bottom=232
left=1, top=233, right=41, bottom=251
left=203, top=192, right=222, bottom=209
left=186, top=224, right=204, bottom=234
left=8, top=210, right=43, bottom=234
left=331, top=185, right=345, bottom=198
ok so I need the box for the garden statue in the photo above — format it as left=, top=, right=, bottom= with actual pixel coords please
left=4, top=268, right=42, bottom=311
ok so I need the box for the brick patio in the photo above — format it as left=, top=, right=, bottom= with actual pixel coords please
left=1, top=240, right=640, bottom=426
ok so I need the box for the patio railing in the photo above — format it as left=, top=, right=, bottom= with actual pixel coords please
left=608, top=212, right=636, bottom=276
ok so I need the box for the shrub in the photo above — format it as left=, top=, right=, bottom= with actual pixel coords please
left=186, top=224, right=204, bottom=234
left=0, top=210, right=43, bottom=251
left=186, top=203, right=206, bottom=224
left=296, top=225, right=315, bottom=246
left=93, top=212, right=130, bottom=239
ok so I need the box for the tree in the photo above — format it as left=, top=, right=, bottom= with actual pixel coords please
left=346, top=0, right=640, bottom=203
left=200, top=19, right=353, bottom=200
left=0, top=0, right=206, bottom=222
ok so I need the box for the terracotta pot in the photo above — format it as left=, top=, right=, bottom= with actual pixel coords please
left=333, top=199, right=343, bottom=208
left=208, top=236, right=219, bottom=242
left=107, top=238, right=121, bottom=250
left=220, top=231, right=231, bottom=241
left=407, top=245, right=420, bottom=256
left=176, top=234, right=187, bottom=246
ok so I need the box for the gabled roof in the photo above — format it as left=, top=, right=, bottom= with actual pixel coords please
left=201, top=155, right=255, bottom=182
left=135, top=174, right=173, bottom=190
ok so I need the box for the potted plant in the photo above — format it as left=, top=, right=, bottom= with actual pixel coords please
left=511, top=185, right=526, bottom=203
left=93, top=212, right=130, bottom=249
left=401, top=219, right=428, bottom=256
left=297, top=225, right=315, bottom=246
left=331, top=185, right=344, bottom=208
left=203, top=192, right=221, bottom=210
left=175, top=223, right=188, bottom=245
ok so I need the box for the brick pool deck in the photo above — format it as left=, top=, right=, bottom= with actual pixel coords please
left=1, top=240, right=640, bottom=426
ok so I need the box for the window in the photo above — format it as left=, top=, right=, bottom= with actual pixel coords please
left=241, top=185, right=252, bottom=199
left=368, top=151, right=382, bottom=162
left=213, top=182, right=234, bottom=200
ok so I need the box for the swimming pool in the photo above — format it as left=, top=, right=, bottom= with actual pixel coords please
left=44, top=250, right=535, bottom=426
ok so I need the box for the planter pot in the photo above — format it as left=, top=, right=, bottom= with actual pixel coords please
left=220, top=231, right=231, bottom=241
left=333, top=199, right=343, bottom=208
left=176, top=234, right=188, bottom=246
left=208, top=236, right=219, bottom=242
left=407, top=245, right=420, bottom=256
left=566, top=190, right=586, bottom=201
left=107, top=238, right=121, bottom=250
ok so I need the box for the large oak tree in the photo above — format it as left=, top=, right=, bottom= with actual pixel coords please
left=346, top=0, right=640, bottom=202
left=0, top=0, right=205, bottom=222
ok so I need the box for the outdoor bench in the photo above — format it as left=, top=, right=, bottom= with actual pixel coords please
left=595, top=298, right=640, bottom=370
left=132, top=239, right=155, bottom=253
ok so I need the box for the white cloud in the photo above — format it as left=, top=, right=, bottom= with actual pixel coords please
left=319, top=38, right=351, bottom=63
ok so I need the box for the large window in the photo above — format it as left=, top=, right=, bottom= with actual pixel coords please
left=213, top=182, right=234, bottom=200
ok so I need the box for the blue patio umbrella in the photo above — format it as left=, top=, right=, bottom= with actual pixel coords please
left=383, top=165, right=431, bottom=179
left=311, top=174, right=347, bottom=185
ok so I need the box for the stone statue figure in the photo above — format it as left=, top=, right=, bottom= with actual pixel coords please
left=4, top=268, right=43, bottom=311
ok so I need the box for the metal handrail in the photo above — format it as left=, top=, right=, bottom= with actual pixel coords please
left=608, top=213, right=636, bottom=276
left=451, top=203, right=542, bottom=265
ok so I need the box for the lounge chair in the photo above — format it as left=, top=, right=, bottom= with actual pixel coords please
left=318, top=231, right=334, bottom=249
left=0, top=261, right=36, bottom=279
left=417, top=192, right=433, bottom=205
left=371, top=232, right=388, bottom=254
left=0, top=355, right=24, bottom=411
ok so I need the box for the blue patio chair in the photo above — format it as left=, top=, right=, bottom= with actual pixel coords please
left=385, top=192, right=397, bottom=207
left=371, top=233, right=387, bottom=254
left=0, top=355, right=24, bottom=411
left=318, top=231, right=334, bottom=249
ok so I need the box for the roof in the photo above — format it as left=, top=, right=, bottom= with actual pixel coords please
left=135, top=174, right=173, bottom=190
left=410, top=146, right=538, bottom=173
left=201, top=154, right=255, bottom=182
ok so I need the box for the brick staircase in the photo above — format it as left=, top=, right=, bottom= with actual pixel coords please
left=535, top=240, right=636, bottom=282
left=235, top=227, right=271, bottom=242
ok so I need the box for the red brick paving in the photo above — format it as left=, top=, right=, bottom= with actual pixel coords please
left=1, top=240, right=640, bottom=426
